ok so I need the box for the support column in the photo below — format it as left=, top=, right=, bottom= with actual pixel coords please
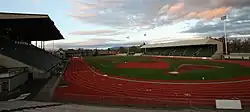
left=43, top=41, right=45, bottom=50
left=40, top=41, right=42, bottom=49
left=53, top=40, right=55, bottom=52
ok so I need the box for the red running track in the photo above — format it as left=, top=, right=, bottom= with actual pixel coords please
left=54, top=57, right=250, bottom=107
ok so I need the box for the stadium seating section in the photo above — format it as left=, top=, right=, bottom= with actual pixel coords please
left=144, top=45, right=217, bottom=57
left=0, top=37, right=61, bottom=72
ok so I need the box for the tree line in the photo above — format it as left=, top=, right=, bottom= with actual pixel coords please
left=215, top=37, right=250, bottom=53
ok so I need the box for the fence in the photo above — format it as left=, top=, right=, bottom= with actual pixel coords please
left=224, top=53, right=250, bottom=60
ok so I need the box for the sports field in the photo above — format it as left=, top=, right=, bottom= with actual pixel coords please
left=54, top=56, right=250, bottom=107
left=84, top=56, right=250, bottom=81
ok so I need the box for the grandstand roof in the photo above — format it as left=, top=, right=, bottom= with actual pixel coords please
left=0, top=12, right=64, bottom=41
left=141, top=38, right=221, bottom=48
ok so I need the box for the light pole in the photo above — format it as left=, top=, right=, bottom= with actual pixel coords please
left=221, top=15, right=228, bottom=55
left=126, top=36, right=130, bottom=55
left=144, top=33, right=146, bottom=53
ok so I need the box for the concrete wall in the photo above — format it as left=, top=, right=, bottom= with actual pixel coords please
left=8, top=72, right=28, bottom=92
left=208, top=39, right=223, bottom=59
left=216, top=42, right=223, bottom=55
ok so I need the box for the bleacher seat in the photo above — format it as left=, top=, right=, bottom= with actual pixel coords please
left=144, top=45, right=217, bottom=57
left=0, top=37, right=61, bottom=72
left=172, top=47, right=186, bottom=56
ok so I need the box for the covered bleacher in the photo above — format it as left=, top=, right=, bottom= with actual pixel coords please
left=0, top=37, right=61, bottom=72
left=141, top=38, right=223, bottom=59
left=0, top=12, right=64, bottom=99
left=0, top=12, right=64, bottom=74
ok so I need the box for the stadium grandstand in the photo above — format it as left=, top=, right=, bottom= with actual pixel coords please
left=141, top=37, right=223, bottom=59
left=0, top=12, right=64, bottom=100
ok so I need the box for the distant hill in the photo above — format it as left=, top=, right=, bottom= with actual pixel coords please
left=110, top=46, right=127, bottom=50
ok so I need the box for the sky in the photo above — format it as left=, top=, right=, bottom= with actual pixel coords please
left=1, top=0, right=250, bottom=49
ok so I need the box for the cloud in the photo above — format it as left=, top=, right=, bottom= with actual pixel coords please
left=46, top=38, right=143, bottom=49
left=167, top=2, right=185, bottom=14
left=159, top=1, right=233, bottom=22
left=68, top=0, right=250, bottom=31
left=183, top=7, right=232, bottom=20
left=68, top=0, right=250, bottom=38
left=69, top=13, right=97, bottom=18
left=69, top=0, right=103, bottom=11
left=182, top=7, right=250, bottom=37
left=99, top=31, right=126, bottom=36
left=69, top=29, right=117, bottom=35
left=68, top=0, right=177, bottom=31
left=181, top=0, right=250, bottom=8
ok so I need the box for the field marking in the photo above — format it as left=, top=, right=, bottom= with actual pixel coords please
left=177, top=64, right=224, bottom=69
left=87, top=65, right=250, bottom=85
left=171, top=64, right=224, bottom=73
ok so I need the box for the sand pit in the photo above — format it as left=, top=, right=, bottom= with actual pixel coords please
left=116, top=62, right=169, bottom=69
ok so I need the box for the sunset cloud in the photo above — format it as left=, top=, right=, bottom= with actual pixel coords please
left=183, top=7, right=232, bottom=20
left=167, top=2, right=185, bottom=14
left=182, top=7, right=250, bottom=37
left=68, top=0, right=250, bottom=39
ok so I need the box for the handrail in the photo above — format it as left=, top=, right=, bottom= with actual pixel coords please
left=42, top=60, right=62, bottom=73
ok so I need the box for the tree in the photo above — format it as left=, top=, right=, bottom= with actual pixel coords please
left=242, top=38, right=250, bottom=53
left=59, top=48, right=63, bottom=51
left=228, top=38, right=241, bottom=53
left=129, top=46, right=138, bottom=53
left=107, top=48, right=111, bottom=51
left=118, top=47, right=127, bottom=53
left=93, top=48, right=98, bottom=56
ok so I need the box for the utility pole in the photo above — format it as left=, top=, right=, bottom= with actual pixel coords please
left=126, top=36, right=130, bottom=55
left=221, top=15, right=228, bottom=55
